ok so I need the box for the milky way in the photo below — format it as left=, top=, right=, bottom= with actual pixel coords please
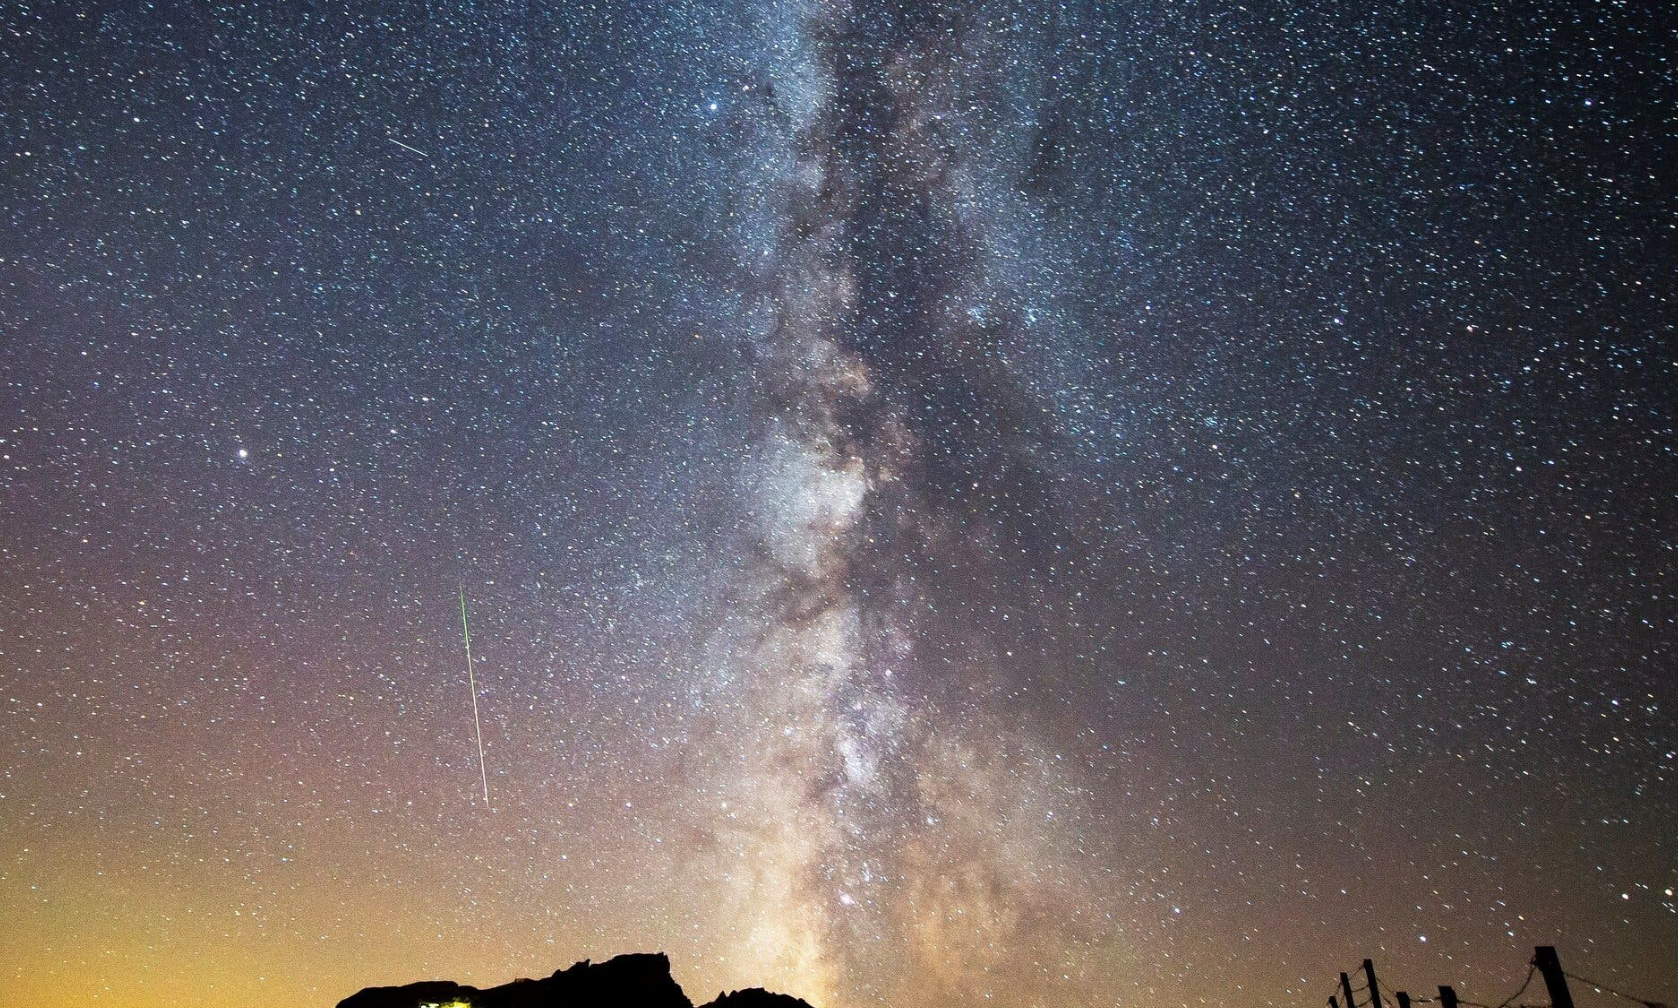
left=2, top=2, right=1674, bottom=1008
left=690, top=5, right=1106, bottom=1001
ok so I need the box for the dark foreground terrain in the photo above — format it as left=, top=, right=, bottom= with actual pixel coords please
left=337, top=952, right=813, bottom=1008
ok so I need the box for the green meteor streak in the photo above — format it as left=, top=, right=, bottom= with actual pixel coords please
left=458, top=586, right=491, bottom=806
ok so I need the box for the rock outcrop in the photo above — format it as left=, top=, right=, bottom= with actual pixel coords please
left=335, top=952, right=815, bottom=1008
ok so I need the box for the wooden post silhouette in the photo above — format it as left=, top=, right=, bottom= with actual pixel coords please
left=1397, top=991, right=1411, bottom=1008
left=1343, top=973, right=1359, bottom=1008
left=1330, top=996, right=1339, bottom=1008
left=1439, top=986, right=1459, bottom=1008
left=1365, top=960, right=1385, bottom=1008
left=1535, top=947, right=1576, bottom=1008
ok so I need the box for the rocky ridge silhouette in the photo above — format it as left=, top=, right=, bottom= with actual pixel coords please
left=336, top=952, right=815, bottom=1008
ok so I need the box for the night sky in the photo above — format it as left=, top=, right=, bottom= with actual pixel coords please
left=2, top=2, right=1674, bottom=1007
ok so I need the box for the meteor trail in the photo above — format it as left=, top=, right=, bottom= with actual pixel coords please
left=387, top=136, right=430, bottom=158
left=458, top=586, right=491, bottom=806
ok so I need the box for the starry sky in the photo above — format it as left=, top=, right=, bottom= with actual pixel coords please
left=2, top=2, right=1675, bottom=1007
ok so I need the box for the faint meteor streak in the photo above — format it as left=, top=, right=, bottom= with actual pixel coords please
left=458, top=586, right=491, bottom=806
left=387, top=136, right=430, bottom=158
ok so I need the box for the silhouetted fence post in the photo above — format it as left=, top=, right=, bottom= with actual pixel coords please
left=1397, top=991, right=1411, bottom=1008
left=1330, top=996, right=1340, bottom=1008
left=1535, top=947, right=1576, bottom=1008
left=1343, top=972, right=1359, bottom=1008
left=1439, top=986, right=1458, bottom=1008
left=1365, top=960, right=1385, bottom=1008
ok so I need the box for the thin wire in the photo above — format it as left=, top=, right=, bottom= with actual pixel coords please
left=1489, top=965, right=1539, bottom=1008
left=1461, top=972, right=1535, bottom=1008
left=1325, top=968, right=1374, bottom=1008
left=1564, top=970, right=1672, bottom=1008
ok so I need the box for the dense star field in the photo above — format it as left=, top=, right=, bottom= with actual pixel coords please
left=2, top=2, right=1674, bottom=1007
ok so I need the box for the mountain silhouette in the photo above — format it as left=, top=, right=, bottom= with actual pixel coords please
left=336, top=952, right=815, bottom=1008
